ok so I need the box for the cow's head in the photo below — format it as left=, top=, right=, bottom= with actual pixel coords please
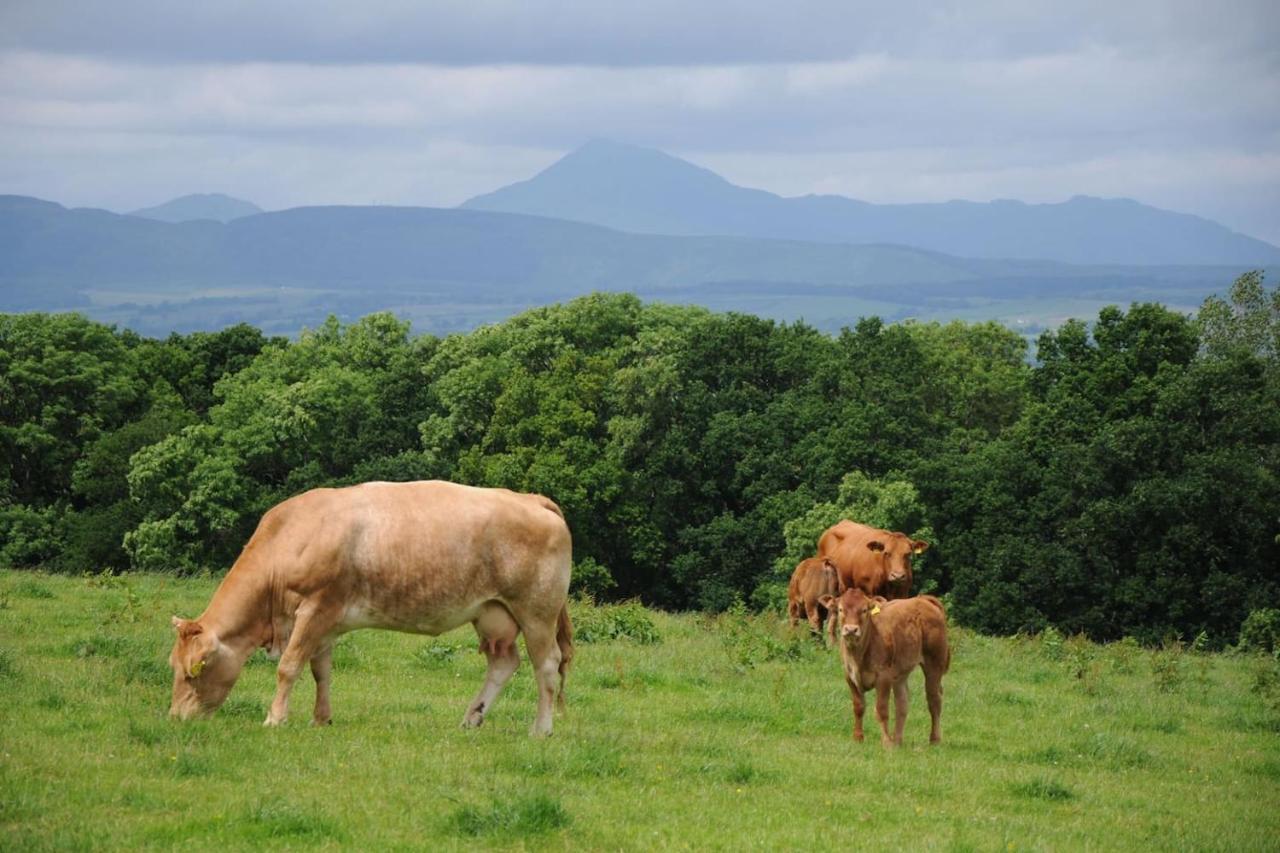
left=820, top=588, right=885, bottom=647
left=865, top=534, right=928, bottom=588
left=168, top=616, right=238, bottom=720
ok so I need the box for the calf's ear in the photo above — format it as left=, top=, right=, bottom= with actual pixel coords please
left=911, top=540, right=930, bottom=555
left=866, top=540, right=885, bottom=553
left=817, top=594, right=836, bottom=610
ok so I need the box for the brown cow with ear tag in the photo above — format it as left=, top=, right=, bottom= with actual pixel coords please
left=819, top=587, right=950, bottom=748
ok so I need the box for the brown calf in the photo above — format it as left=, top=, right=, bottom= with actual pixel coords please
left=787, top=557, right=841, bottom=642
left=819, top=588, right=950, bottom=747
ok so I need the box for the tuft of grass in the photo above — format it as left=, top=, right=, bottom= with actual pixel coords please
left=36, top=693, right=66, bottom=711
left=447, top=793, right=571, bottom=837
left=0, top=647, right=16, bottom=679
left=1078, top=732, right=1152, bottom=769
left=12, top=578, right=54, bottom=599
left=413, top=639, right=468, bottom=668
left=242, top=801, right=343, bottom=841
left=1012, top=778, right=1075, bottom=801
left=126, top=719, right=165, bottom=747
left=120, top=656, right=170, bottom=686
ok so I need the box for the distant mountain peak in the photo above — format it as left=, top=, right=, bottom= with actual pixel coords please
left=129, top=193, right=262, bottom=223
left=461, top=142, right=1280, bottom=265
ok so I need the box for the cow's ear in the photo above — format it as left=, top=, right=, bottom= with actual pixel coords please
left=818, top=594, right=836, bottom=610
left=171, top=616, right=202, bottom=639
left=911, top=540, right=930, bottom=555
left=822, top=558, right=836, bottom=570
left=866, top=540, right=885, bottom=553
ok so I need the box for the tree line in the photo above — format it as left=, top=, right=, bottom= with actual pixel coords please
left=2, top=273, right=1277, bottom=643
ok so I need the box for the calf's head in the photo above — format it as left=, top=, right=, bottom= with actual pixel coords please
left=865, top=534, right=928, bottom=586
left=168, top=616, right=239, bottom=720
left=820, top=588, right=885, bottom=646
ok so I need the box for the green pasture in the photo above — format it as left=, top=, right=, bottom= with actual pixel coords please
left=2, top=571, right=1277, bottom=850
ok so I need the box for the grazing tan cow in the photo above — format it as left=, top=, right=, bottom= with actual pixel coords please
left=168, top=480, right=574, bottom=736
left=819, top=587, right=950, bottom=747
left=787, top=557, right=841, bottom=642
left=817, top=520, right=928, bottom=600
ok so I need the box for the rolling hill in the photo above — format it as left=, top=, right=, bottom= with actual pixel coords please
left=0, top=194, right=1254, bottom=336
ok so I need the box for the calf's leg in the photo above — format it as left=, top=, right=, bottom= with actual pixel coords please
left=462, top=603, right=521, bottom=729
left=844, top=669, right=865, bottom=741
left=892, top=680, right=909, bottom=746
left=875, top=677, right=895, bottom=748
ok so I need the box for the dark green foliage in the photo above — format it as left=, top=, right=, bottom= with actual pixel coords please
left=1, top=273, right=1276, bottom=643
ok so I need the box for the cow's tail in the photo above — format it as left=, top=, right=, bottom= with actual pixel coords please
left=536, top=495, right=565, bottom=520
left=555, top=602, right=574, bottom=711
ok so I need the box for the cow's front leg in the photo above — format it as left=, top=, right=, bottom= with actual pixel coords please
left=845, top=668, right=865, bottom=742
left=265, top=604, right=337, bottom=727
left=875, top=677, right=895, bottom=748
left=310, top=643, right=334, bottom=726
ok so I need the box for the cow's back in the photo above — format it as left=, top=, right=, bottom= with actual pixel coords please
left=246, top=481, right=571, bottom=634
left=818, top=521, right=886, bottom=594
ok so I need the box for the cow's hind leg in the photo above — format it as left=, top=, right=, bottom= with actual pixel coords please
left=462, top=602, right=521, bottom=729
left=516, top=614, right=563, bottom=737
left=875, top=677, right=895, bottom=748
left=924, top=663, right=944, bottom=744
left=265, top=603, right=339, bottom=727
left=892, top=679, right=909, bottom=746
left=310, top=642, right=334, bottom=726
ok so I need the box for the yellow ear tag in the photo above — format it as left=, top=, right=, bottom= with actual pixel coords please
left=190, top=660, right=206, bottom=677
left=913, top=547, right=923, bottom=555
left=871, top=605, right=881, bottom=616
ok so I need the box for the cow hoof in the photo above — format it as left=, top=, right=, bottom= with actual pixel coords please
left=263, top=716, right=286, bottom=727
left=461, top=713, right=484, bottom=729
left=311, top=718, right=332, bottom=727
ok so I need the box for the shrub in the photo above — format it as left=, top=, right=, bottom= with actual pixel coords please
left=573, top=600, right=660, bottom=645
left=1040, top=626, right=1065, bottom=661
left=1238, top=608, right=1280, bottom=654
left=569, top=556, right=616, bottom=599
left=718, top=600, right=809, bottom=670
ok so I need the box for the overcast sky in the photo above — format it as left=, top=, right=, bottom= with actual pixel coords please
left=2, top=0, right=1278, bottom=243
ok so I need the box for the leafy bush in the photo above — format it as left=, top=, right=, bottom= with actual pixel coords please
left=718, top=600, right=810, bottom=670
left=572, top=600, right=660, bottom=645
left=1238, top=608, right=1280, bottom=654
left=569, top=556, right=616, bottom=599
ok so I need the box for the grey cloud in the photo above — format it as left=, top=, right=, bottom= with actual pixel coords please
left=2, top=0, right=1277, bottom=66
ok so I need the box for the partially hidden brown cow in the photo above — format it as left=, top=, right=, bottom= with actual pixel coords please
left=817, top=520, right=928, bottom=600
left=819, top=587, right=950, bottom=747
left=168, top=480, right=574, bottom=736
left=787, top=557, right=841, bottom=642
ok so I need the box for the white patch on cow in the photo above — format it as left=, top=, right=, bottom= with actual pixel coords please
left=340, top=601, right=381, bottom=631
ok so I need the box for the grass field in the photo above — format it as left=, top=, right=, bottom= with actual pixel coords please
left=2, top=570, right=1278, bottom=850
